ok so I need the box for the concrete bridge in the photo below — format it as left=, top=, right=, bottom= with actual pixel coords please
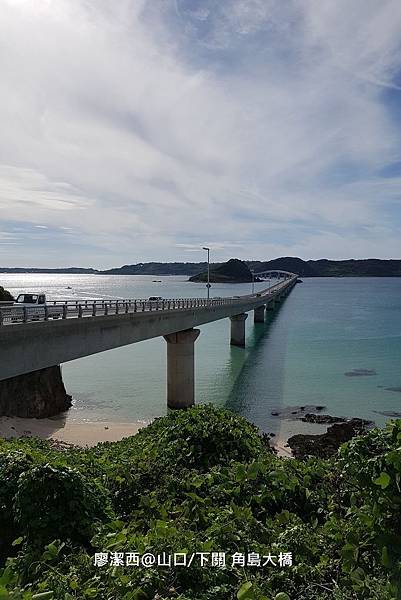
left=0, top=273, right=298, bottom=409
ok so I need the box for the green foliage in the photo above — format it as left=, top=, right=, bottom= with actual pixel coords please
left=14, top=464, right=113, bottom=546
left=0, top=286, right=13, bottom=301
left=0, top=406, right=400, bottom=599
left=0, top=452, right=34, bottom=562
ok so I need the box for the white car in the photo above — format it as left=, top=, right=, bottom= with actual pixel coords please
left=12, top=293, right=62, bottom=321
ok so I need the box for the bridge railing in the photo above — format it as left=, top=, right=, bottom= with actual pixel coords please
left=0, top=277, right=297, bottom=326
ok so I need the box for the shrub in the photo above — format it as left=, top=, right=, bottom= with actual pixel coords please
left=0, top=286, right=13, bottom=301
left=0, top=452, right=34, bottom=563
left=14, top=464, right=113, bottom=546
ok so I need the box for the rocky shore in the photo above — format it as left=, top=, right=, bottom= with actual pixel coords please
left=287, top=416, right=373, bottom=459
left=0, top=366, right=72, bottom=418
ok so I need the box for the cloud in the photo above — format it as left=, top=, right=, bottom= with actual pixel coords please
left=0, top=0, right=401, bottom=267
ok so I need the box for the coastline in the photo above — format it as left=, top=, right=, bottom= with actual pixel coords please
left=0, top=411, right=368, bottom=458
left=0, top=414, right=298, bottom=456
left=0, top=415, right=149, bottom=447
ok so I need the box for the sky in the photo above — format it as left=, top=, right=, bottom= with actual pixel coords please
left=1, top=0, right=401, bottom=268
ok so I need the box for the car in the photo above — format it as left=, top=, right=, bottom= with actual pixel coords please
left=148, top=296, right=163, bottom=301
left=12, top=293, right=62, bottom=321
left=14, top=293, right=46, bottom=306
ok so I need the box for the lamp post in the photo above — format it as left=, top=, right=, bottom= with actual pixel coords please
left=251, top=270, right=255, bottom=295
left=202, top=246, right=210, bottom=300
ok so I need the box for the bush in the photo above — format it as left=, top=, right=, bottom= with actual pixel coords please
left=0, top=451, right=34, bottom=562
left=0, top=407, right=399, bottom=599
left=14, top=464, right=113, bottom=546
left=0, top=285, right=13, bottom=301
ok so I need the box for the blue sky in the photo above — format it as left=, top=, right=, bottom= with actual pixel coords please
left=1, top=0, right=401, bottom=268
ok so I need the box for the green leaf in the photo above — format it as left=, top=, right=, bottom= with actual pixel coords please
left=32, top=593, right=54, bottom=600
left=275, top=594, right=291, bottom=600
left=11, top=537, right=23, bottom=546
left=237, top=581, right=254, bottom=600
left=381, top=545, right=390, bottom=568
left=0, top=586, right=9, bottom=600
left=374, top=472, right=391, bottom=489
left=247, top=462, right=260, bottom=479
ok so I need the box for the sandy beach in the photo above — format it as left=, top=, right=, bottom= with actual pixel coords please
left=0, top=415, right=149, bottom=447
left=0, top=413, right=299, bottom=456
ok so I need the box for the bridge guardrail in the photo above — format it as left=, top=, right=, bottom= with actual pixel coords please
left=0, top=276, right=297, bottom=326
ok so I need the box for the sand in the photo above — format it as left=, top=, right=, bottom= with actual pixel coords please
left=0, top=415, right=148, bottom=447
left=0, top=413, right=327, bottom=457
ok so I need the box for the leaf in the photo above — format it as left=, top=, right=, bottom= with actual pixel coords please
left=275, top=594, right=291, bottom=600
left=0, top=586, right=9, bottom=600
left=247, top=462, right=260, bottom=479
left=381, top=545, right=390, bottom=568
left=237, top=581, right=254, bottom=600
left=374, top=472, right=391, bottom=489
left=11, top=537, right=23, bottom=546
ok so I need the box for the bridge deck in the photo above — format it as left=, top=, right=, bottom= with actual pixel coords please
left=0, top=279, right=288, bottom=326
left=0, top=276, right=297, bottom=381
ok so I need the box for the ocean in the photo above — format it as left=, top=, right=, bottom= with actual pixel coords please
left=2, top=274, right=401, bottom=435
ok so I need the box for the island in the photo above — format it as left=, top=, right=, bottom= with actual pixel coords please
left=1, top=257, right=401, bottom=277
left=189, top=258, right=258, bottom=283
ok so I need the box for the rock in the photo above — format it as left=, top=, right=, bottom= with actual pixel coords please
left=301, top=413, right=344, bottom=424
left=345, top=369, right=376, bottom=377
left=288, top=417, right=373, bottom=459
left=300, top=406, right=305, bottom=411
left=373, top=410, right=401, bottom=417
left=0, top=366, right=72, bottom=418
left=315, top=406, right=325, bottom=411
left=271, top=411, right=280, bottom=416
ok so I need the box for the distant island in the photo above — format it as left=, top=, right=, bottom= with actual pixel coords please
left=1, top=257, right=401, bottom=277
left=189, top=258, right=258, bottom=283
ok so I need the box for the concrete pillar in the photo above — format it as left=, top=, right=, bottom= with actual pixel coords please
left=266, top=299, right=275, bottom=310
left=164, top=328, right=200, bottom=409
left=254, top=305, right=265, bottom=323
left=230, top=313, right=248, bottom=347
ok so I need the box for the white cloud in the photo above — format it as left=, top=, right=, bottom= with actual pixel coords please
left=0, top=0, right=401, bottom=267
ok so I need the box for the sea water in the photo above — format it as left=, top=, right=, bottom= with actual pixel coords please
left=2, top=274, right=401, bottom=433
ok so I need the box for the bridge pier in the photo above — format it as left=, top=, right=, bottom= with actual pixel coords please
left=164, top=328, right=200, bottom=409
left=266, top=299, right=275, bottom=310
left=230, top=313, right=248, bottom=347
left=254, top=305, right=265, bottom=323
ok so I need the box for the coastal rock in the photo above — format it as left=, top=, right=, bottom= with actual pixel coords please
left=301, top=413, right=344, bottom=424
left=373, top=410, right=401, bottom=417
left=345, top=369, right=376, bottom=377
left=0, top=366, right=72, bottom=418
left=288, top=417, right=373, bottom=459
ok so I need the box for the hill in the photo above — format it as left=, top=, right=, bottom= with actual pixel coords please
left=1, top=258, right=401, bottom=277
left=189, top=258, right=255, bottom=283
left=249, top=257, right=401, bottom=277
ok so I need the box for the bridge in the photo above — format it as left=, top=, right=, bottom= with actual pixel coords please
left=0, top=273, right=298, bottom=409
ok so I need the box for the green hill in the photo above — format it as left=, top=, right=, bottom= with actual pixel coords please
left=189, top=258, right=254, bottom=283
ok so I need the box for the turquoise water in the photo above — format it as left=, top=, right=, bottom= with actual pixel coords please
left=2, top=274, right=401, bottom=432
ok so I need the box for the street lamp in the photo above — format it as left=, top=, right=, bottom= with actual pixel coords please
left=202, top=247, right=210, bottom=300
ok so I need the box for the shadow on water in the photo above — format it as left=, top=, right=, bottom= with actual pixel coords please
left=224, top=296, right=293, bottom=434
